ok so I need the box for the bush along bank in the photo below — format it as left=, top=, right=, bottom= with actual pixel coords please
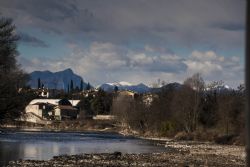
left=112, top=74, right=246, bottom=145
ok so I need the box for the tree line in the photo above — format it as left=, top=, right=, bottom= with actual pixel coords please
left=77, top=89, right=113, bottom=117
left=0, top=18, right=36, bottom=123
left=112, top=73, right=245, bottom=144
left=37, top=77, right=91, bottom=93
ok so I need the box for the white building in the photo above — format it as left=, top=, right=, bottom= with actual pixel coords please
left=93, top=115, right=115, bottom=120
left=28, top=99, right=80, bottom=106
left=142, top=93, right=158, bottom=107
left=35, top=88, right=50, bottom=98
left=25, top=99, right=80, bottom=122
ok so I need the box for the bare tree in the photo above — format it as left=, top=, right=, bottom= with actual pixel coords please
left=206, top=80, right=224, bottom=90
left=183, top=73, right=205, bottom=131
left=112, top=94, right=133, bottom=127
left=171, top=86, right=196, bottom=132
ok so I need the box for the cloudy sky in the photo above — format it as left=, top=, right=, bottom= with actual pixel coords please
left=0, top=0, right=246, bottom=87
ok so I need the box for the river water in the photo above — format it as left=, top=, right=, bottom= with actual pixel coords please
left=0, top=131, right=167, bottom=166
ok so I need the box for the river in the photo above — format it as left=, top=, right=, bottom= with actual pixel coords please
left=0, top=131, right=168, bottom=166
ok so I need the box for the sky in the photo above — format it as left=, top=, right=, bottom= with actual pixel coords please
left=0, top=0, right=246, bottom=88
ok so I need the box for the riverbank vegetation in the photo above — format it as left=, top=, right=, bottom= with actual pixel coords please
left=112, top=74, right=245, bottom=145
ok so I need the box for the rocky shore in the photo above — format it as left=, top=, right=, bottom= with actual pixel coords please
left=7, top=141, right=246, bottom=167
left=1, top=124, right=246, bottom=166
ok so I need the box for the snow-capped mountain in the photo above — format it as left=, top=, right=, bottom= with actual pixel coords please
left=29, top=68, right=88, bottom=90
left=118, top=81, right=133, bottom=86
left=98, top=82, right=150, bottom=93
left=101, top=81, right=132, bottom=87
left=205, top=84, right=232, bottom=92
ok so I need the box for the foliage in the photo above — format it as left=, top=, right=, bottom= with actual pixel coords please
left=160, top=121, right=176, bottom=136
left=77, top=95, right=94, bottom=116
left=112, top=74, right=245, bottom=144
left=0, top=18, right=31, bottom=122
left=80, top=79, right=84, bottom=91
left=199, top=92, right=218, bottom=128
left=70, top=79, right=74, bottom=92
left=37, top=78, right=41, bottom=89
left=91, top=89, right=112, bottom=115
left=78, top=89, right=113, bottom=116
left=114, top=85, right=118, bottom=92
left=85, top=82, right=91, bottom=90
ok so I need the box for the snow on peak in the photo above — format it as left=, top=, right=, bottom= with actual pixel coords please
left=97, top=81, right=150, bottom=93
left=102, top=81, right=132, bottom=87
left=119, top=81, right=132, bottom=86
left=105, top=82, right=120, bottom=86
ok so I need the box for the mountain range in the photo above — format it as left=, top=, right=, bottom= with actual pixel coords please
left=29, top=68, right=88, bottom=90
left=28, top=69, right=233, bottom=93
left=97, top=82, right=150, bottom=93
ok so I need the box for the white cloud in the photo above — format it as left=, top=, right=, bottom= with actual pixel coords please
left=183, top=50, right=243, bottom=86
left=130, top=53, right=154, bottom=66
left=67, top=42, right=187, bottom=74
left=19, top=42, right=244, bottom=88
left=191, top=50, right=218, bottom=61
left=185, top=60, right=223, bottom=75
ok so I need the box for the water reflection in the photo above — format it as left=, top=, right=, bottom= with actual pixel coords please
left=0, top=141, right=24, bottom=166
left=0, top=131, right=167, bottom=166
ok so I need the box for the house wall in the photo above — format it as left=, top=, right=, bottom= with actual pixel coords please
left=93, top=115, right=115, bottom=120
left=54, top=108, right=61, bottom=120
left=25, top=105, right=43, bottom=117
left=25, top=99, right=81, bottom=121
left=20, top=113, right=52, bottom=124
left=41, top=90, right=49, bottom=98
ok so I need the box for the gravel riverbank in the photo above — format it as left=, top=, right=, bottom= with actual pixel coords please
left=7, top=141, right=246, bottom=167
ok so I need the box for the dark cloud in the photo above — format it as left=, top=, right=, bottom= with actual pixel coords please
left=0, top=0, right=245, bottom=87
left=0, top=0, right=245, bottom=48
left=19, top=32, right=49, bottom=48
left=212, top=22, right=245, bottom=31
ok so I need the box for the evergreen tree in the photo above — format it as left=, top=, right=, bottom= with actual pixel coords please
left=77, top=95, right=94, bottom=116
left=114, top=85, right=118, bottom=92
left=80, top=79, right=84, bottom=91
left=70, top=79, right=74, bottom=92
left=91, top=89, right=105, bottom=115
left=37, top=78, right=41, bottom=89
left=90, top=89, right=112, bottom=115
left=75, top=86, right=80, bottom=92
left=86, top=82, right=91, bottom=90
left=0, top=17, right=29, bottom=122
